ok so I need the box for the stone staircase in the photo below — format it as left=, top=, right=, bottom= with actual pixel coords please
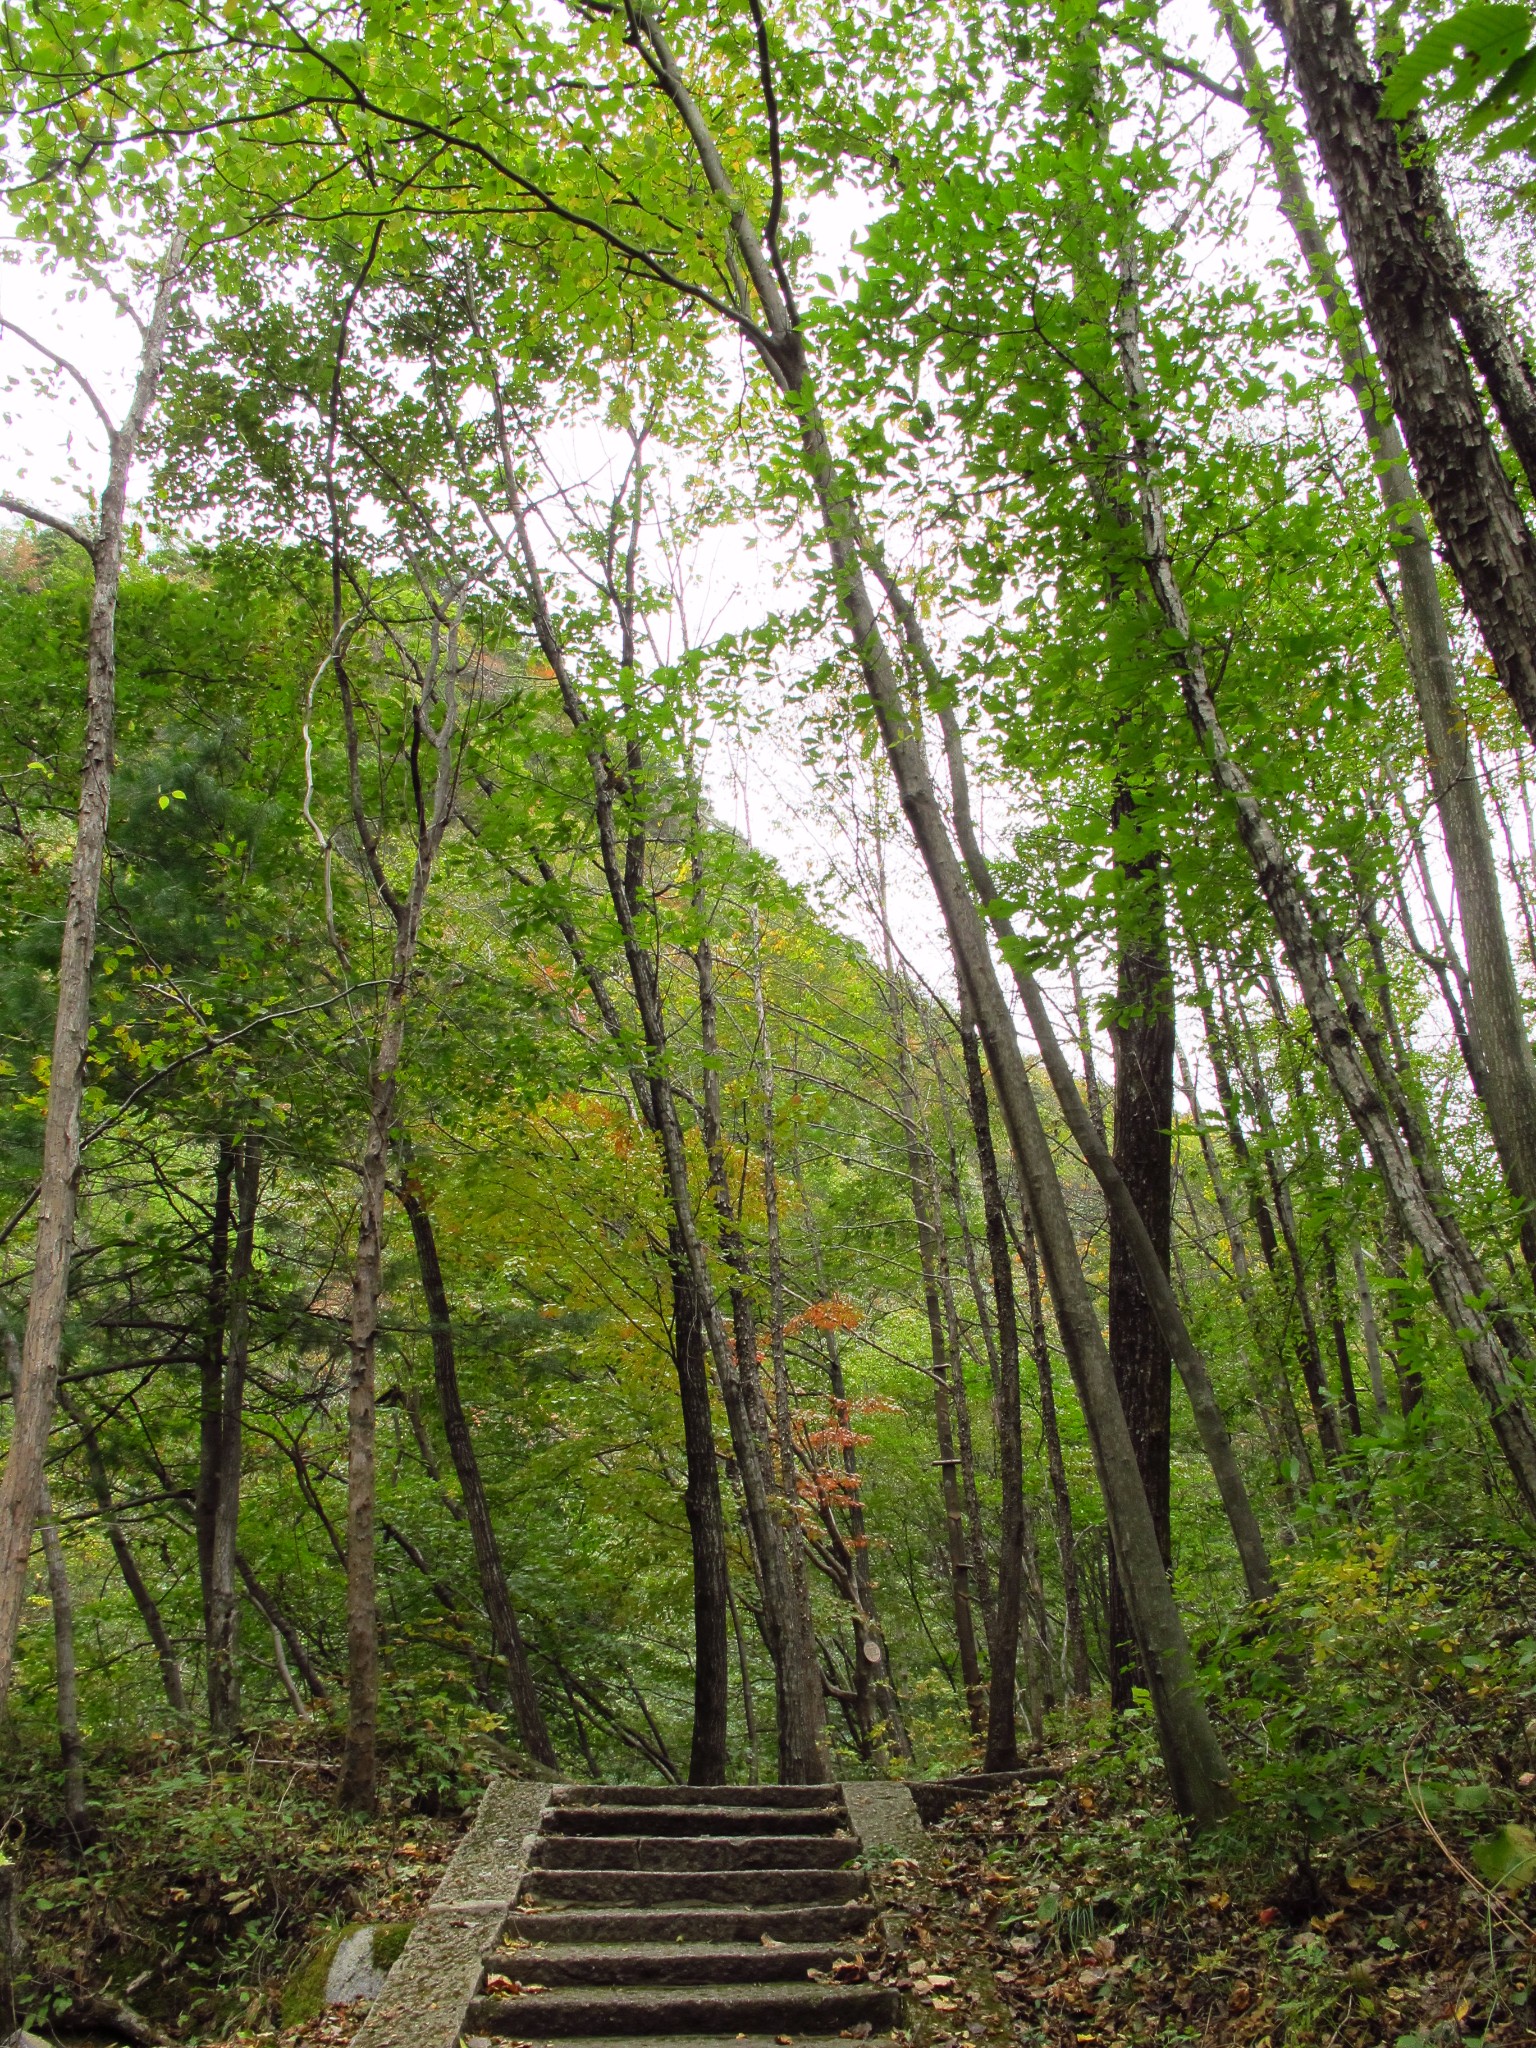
left=464, top=1785, right=901, bottom=2048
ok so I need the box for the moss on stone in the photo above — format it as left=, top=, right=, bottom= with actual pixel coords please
left=280, top=1928, right=349, bottom=2028
left=372, top=1923, right=412, bottom=1973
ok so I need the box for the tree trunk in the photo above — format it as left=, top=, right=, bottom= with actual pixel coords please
left=691, top=900, right=827, bottom=1783
left=1112, top=236, right=1536, bottom=1524
left=236, top=1554, right=330, bottom=1701
left=1256, top=0, right=1536, bottom=746
left=665, top=1249, right=732, bottom=1784
left=959, top=998, right=1040, bottom=1763
left=0, top=240, right=185, bottom=1707
left=57, top=1386, right=186, bottom=1716
left=1020, top=1210, right=1092, bottom=1701
left=208, top=1137, right=260, bottom=1737
left=1176, top=1041, right=1312, bottom=1492
left=399, top=1173, right=558, bottom=1767
left=39, top=1482, right=87, bottom=1837
left=1104, top=795, right=1176, bottom=1715
left=197, top=1139, right=235, bottom=1649
left=338, top=588, right=464, bottom=1812
left=628, top=12, right=1233, bottom=1823
left=888, top=981, right=986, bottom=1736
left=791, top=1147, right=910, bottom=1760
left=6, top=1335, right=87, bottom=1832
left=525, top=850, right=730, bottom=1783
left=505, top=476, right=824, bottom=1782
left=1222, top=0, right=1536, bottom=1278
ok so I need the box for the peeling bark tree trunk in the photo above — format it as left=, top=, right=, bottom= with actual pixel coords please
left=1221, top=1, right=1536, bottom=1278
left=7, top=1336, right=87, bottom=1832
left=1257, top=0, right=1536, bottom=745
left=0, top=239, right=185, bottom=1707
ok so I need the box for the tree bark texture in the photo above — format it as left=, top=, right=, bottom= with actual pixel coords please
left=1222, top=1, right=1536, bottom=1278
left=1258, top=0, right=1536, bottom=746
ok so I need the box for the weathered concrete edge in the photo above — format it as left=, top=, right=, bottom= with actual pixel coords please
left=351, top=1777, right=551, bottom=2048
left=839, top=1779, right=924, bottom=1860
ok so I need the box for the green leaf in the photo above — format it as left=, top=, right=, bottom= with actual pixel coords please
left=1380, top=2, right=1530, bottom=116
left=1471, top=1823, right=1536, bottom=1891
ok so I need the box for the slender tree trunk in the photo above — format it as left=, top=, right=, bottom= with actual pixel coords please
left=1176, top=1042, right=1312, bottom=1491
left=929, top=1175, right=995, bottom=1634
left=505, top=481, right=824, bottom=1783
left=692, top=901, right=826, bottom=1783
left=959, top=998, right=1040, bottom=1762
left=886, top=972, right=986, bottom=1735
left=339, top=598, right=463, bottom=1812
left=0, top=241, right=185, bottom=1706
left=1113, top=236, right=1536, bottom=1521
left=1219, top=4, right=1536, bottom=1272
left=726, top=1571, right=760, bottom=1782
left=39, top=1484, right=87, bottom=1836
left=629, top=13, right=1232, bottom=1823
left=208, top=1137, right=260, bottom=1737
left=57, top=1386, right=186, bottom=1716
left=791, top=1147, right=910, bottom=1760
left=236, top=1554, right=329, bottom=1701
left=197, top=1140, right=234, bottom=1647
left=1351, top=1235, right=1390, bottom=1424
left=1020, top=1209, right=1092, bottom=1701
left=1252, top=0, right=1536, bottom=744
left=525, top=850, right=730, bottom=1782
left=666, top=1249, right=732, bottom=1784
left=1104, top=794, right=1176, bottom=1714
left=6, top=1336, right=87, bottom=1830
left=399, top=1174, right=558, bottom=1767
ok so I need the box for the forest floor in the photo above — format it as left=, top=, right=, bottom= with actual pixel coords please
left=0, top=1715, right=487, bottom=2044
left=876, top=1759, right=1536, bottom=2047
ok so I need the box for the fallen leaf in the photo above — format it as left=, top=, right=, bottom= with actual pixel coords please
left=1228, top=1981, right=1252, bottom=2015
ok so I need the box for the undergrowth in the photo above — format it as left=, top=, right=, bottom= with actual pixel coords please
left=872, top=1532, right=1536, bottom=2045
left=0, top=1694, right=500, bottom=2042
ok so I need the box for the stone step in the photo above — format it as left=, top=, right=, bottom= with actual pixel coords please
left=906, top=1768, right=1061, bottom=1826
left=543, top=1805, right=847, bottom=1839
left=464, top=2037, right=898, bottom=2048
left=489, top=1943, right=842, bottom=1986
left=465, top=1981, right=899, bottom=2039
left=530, top=1835, right=857, bottom=1873
left=500, top=1905, right=878, bottom=1948
left=549, top=1786, right=842, bottom=1810
left=521, top=1869, right=869, bottom=1910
